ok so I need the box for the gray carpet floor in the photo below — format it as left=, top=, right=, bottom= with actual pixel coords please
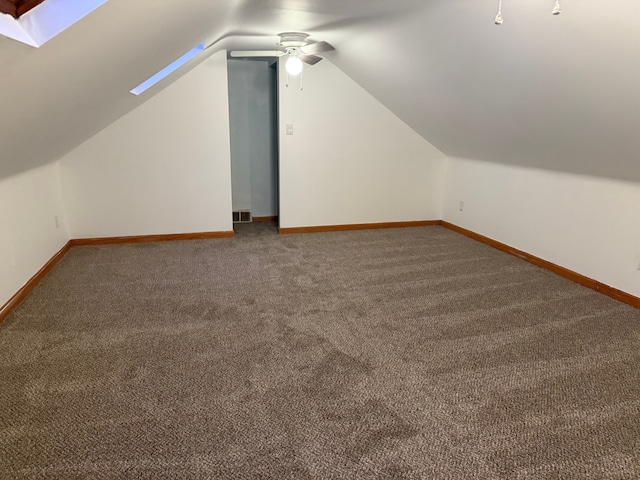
left=1, top=225, right=639, bottom=479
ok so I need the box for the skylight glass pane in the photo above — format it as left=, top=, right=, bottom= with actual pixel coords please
left=130, top=42, right=205, bottom=96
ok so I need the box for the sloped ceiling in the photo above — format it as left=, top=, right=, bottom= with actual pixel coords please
left=1, top=0, right=639, bottom=181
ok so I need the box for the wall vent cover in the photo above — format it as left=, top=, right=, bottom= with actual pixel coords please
left=233, top=211, right=252, bottom=223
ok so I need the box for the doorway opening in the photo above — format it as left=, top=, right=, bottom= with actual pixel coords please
left=227, top=58, right=279, bottom=234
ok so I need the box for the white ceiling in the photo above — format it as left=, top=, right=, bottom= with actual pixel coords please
left=1, top=0, right=639, bottom=181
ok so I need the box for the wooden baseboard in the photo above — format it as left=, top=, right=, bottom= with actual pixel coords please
left=253, top=216, right=278, bottom=223
left=4, top=221, right=636, bottom=326
left=279, top=220, right=441, bottom=235
left=441, top=221, right=640, bottom=309
left=0, top=241, right=72, bottom=325
left=70, top=231, right=234, bottom=246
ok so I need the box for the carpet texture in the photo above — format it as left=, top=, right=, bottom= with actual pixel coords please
left=1, top=225, right=639, bottom=479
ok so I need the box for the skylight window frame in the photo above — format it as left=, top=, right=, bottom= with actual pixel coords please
left=0, top=0, right=108, bottom=47
left=0, top=0, right=48, bottom=19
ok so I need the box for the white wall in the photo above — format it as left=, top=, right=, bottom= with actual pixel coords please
left=59, top=51, right=233, bottom=239
left=443, top=157, right=640, bottom=297
left=278, top=59, right=446, bottom=229
left=228, top=59, right=278, bottom=217
left=0, top=163, right=69, bottom=308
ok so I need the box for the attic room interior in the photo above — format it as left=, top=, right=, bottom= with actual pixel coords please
left=1, top=0, right=639, bottom=477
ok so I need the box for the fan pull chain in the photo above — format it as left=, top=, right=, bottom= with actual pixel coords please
left=493, top=0, right=563, bottom=23
left=494, top=0, right=504, bottom=25
left=284, top=69, right=303, bottom=90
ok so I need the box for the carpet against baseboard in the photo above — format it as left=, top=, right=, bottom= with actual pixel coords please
left=1, top=226, right=638, bottom=479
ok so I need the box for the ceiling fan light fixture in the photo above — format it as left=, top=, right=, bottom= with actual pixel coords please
left=285, top=55, right=304, bottom=76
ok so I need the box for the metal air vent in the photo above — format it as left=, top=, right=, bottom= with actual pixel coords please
left=233, top=211, right=252, bottom=223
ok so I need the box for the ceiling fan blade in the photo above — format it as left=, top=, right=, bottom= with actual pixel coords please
left=229, top=50, right=286, bottom=58
left=300, top=54, right=323, bottom=66
left=300, top=41, right=335, bottom=55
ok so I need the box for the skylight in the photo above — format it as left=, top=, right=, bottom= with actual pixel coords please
left=130, top=43, right=206, bottom=96
left=0, top=0, right=108, bottom=47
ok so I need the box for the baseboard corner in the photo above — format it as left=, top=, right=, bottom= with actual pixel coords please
left=0, top=241, right=72, bottom=325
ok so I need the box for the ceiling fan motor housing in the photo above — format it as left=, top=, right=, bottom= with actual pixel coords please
left=229, top=32, right=331, bottom=66
left=278, top=32, right=309, bottom=48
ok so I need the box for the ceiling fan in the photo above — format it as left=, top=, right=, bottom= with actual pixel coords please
left=229, top=32, right=335, bottom=75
